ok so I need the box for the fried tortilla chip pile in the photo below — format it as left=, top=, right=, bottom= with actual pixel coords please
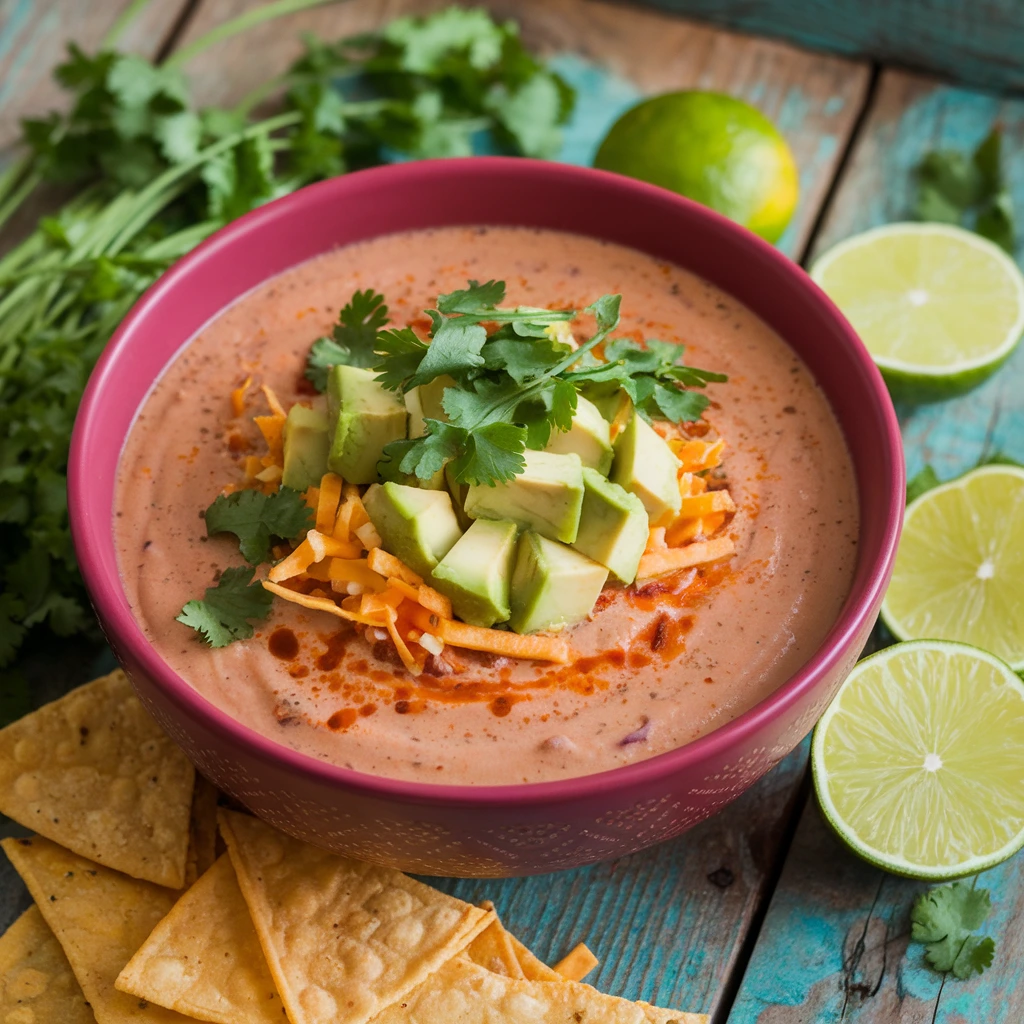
left=0, top=672, right=707, bottom=1024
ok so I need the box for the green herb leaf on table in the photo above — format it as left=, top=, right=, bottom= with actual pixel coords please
left=906, top=464, right=942, bottom=504
left=911, top=882, right=996, bottom=979
left=204, top=488, right=313, bottom=565
left=914, top=128, right=1016, bottom=253
left=176, top=566, right=274, bottom=648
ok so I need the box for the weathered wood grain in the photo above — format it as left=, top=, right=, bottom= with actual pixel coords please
left=175, top=0, right=870, bottom=257
left=425, top=744, right=809, bottom=1020
left=637, top=0, right=1024, bottom=94
left=0, top=0, right=189, bottom=152
left=726, top=801, right=1023, bottom=1023
left=809, top=70, right=1024, bottom=479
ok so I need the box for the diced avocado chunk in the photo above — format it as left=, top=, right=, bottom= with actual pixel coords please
left=464, top=450, right=585, bottom=544
left=281, top=404, right=329, bottom=491
left=611, top=410, right=682, bottom=526
left=574, top=469, right=649, bottom=584
left=431, top=518, right=518, bottom=627
left=405, top=374, right=454, bottom=438
left=543, top=394, right=614, bottom=474
left=326, top=365, right=407, bottom=484
left=509, top=533, right=608, bottom=634
left=363, top=482, right=462, bottom=577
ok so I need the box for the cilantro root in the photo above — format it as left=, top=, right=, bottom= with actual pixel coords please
left=0, top=5, right=576, bottom=669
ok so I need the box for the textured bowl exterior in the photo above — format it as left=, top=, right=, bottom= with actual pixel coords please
left=69, top=158, right=903, bottom=877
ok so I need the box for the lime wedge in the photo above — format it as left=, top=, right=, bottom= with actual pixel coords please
left=881, top=465, right=1024, bottom=670
left=812, top=640, right=1024, bottom=879
left=810, top=223, right=1024, bottom=399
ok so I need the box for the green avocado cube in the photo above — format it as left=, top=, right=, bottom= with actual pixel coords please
left=574, top=469, right=649, bottom=584
left=464, top=450, right=585, bottom=544
left=509, top=533, right=608, bottom=634
left=431, top=518, right=518, bottom=626
left=543, top=394, right=613, bottom=474
left=281, top=404, right=329, bottom=491
left=611, top=410, right=682, bottom=526
left=326, top=365, right=407, bottom=484
left=363, top=482, right=462, bottom=577
left=405, top=374, right=454, bottom=438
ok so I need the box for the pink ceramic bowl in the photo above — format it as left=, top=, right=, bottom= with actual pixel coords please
left=70, top=158, right=902, bottom=877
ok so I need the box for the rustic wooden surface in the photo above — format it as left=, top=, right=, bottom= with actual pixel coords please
left=1, top=3, right=1021, bottom=1022
left=724, top=70, right=1024, bottom=1023
left=639, top=0, right=1024, bottom=94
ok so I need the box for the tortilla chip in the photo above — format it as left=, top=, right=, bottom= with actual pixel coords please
left=0, top=904, right=94, bottom=1024
left=0, top=670, right=194, bottom=888
left=117, top=854, right=283, bottom=1024
left=184, top=775, right=220, bottom=888
left=1, top=835, right=194, bottom=1023
left=552, top=941, right=599, bottom=982
left=639, top=1003, right=709, bottom=1024
left=369, top=957, right=707, bottom=1023
left=218, top=810, right=492, bottom=1024
left=464, top=904, right=523, bottom=980
left=503, top=930, right=561, bottom=982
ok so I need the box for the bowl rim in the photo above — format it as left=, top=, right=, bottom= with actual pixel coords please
left=70, top=156, right=904, bottom=808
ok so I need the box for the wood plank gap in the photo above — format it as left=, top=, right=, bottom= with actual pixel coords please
left=710, top=761, right=813, bottom=1024
left=156, top=0, right=206, bottom=63
left=796, top=62, right=882, bottom=268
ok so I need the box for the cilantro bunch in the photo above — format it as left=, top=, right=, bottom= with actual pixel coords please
left=307, top=280, right=726, bottom=486
left=0, top=2, right=575, bottom=674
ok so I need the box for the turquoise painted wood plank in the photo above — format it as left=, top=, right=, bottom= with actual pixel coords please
left=636, top=0, right=1024, bottom=94
left=422, top=743, right=809, bottom=1020
left=726, top=801, right=1023, bottom=1022
left=810, top=70, right=1024, bottom=480
left=176, top=0, right=870, bottom=258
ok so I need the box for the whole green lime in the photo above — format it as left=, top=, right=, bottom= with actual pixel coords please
left=594, top=91, right=799, bottom=243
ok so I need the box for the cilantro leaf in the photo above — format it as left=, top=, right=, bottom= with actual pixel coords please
left=204, top=488, right=313, bottom=564
left=914, top=128, right=1016, bottom=252
left=406, top=316, right=487, bottom=389
left=176, top=566, right=273, bottom=648
left=449, top=421, right=527, bottom=484
left=911, top=882, right=995, bottom=979
left=482, top=337, right=567, bottom=383
left=304, top=290, right=390, bottom=389
left=372, top=327, right=429, bottom=391
left=387, top=419, right=468, bottom=480
left=305, top=338, right=350, bottom=392
left=906, top=464, right=941, bottom=504
left=437, top=279, right=505, bottom=313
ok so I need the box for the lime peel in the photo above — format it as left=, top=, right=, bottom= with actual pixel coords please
left=812, top=640, right=1024, bottom=881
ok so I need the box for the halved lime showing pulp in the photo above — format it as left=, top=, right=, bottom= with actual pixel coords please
left=813, top=640, right=1024, bottom=879
left=810, top=223, right=1024, bottom=400
left=881, top=464, right=1024, bottom=670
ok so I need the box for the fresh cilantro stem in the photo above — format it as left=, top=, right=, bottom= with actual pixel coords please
left=102, top=0, right=156, bottom=49
left=164, top=0, right=341, bottom=69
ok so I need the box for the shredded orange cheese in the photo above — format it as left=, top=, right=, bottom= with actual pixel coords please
left=367, top=548, right=422, bottom=586
left=315, top=473, right=344, bottom=533
left=637, top=536, right=735, bottom=582
left=406, top=605, right=571, bottom=663
left=231, top=376, right=252, bottom=418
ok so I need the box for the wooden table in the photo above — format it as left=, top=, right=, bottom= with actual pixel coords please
left=2, top=2, right=1022, bottom=1021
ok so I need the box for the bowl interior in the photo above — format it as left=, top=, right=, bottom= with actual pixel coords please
left=71, top=157, right=903, bottom=800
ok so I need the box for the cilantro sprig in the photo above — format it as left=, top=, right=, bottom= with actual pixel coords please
left=306, top=281, right=726, bottom=486
left=204, top=487, right=313, bottom=564
left=915, top=128, right=1015, bottom=252
left=911, top=882, right=996, bottom=980
left=176, top=566, right=274, bottom=648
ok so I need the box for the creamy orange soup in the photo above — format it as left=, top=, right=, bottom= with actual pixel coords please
left=115, top=226, right=858, bottom=784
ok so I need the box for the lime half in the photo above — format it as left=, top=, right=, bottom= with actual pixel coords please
left=882, top=465, right=1024, bottom=669
left=810, top=223, right=1024, bottom=400
left=813, top=640, right=1024, bottom=879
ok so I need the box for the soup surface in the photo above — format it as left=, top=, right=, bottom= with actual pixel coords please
left=115, top=226, right=859, bottom=784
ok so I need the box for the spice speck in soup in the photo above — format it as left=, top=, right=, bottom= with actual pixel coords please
left=115, top=226, right=858, bottom=784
